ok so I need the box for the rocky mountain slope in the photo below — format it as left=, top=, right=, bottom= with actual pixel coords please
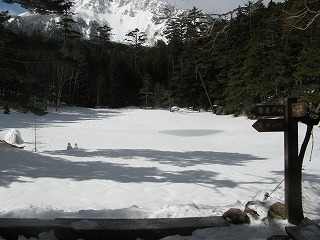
left=6, top=0, right=183, bottom=46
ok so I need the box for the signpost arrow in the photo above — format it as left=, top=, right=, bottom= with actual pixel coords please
left=252, top=119, right=286, bottom=132
left=250, top=105, right=285, bottom=117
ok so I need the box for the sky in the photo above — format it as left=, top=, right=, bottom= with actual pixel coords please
left=0, top=2, right=25, bottom=15
left=165, top=0, right=284, bottom=13
left=0, top=0, right=285, bottom=15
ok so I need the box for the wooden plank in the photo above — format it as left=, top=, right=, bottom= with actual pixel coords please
left=0, top=217, right=229, bottom=240
left=0, top=218, right=72, bottom=239
left=55, top=217, right=229, bottom=240
left=55, top=216, right=228, bottom=230
left=0, top=218, right=56, bottom=227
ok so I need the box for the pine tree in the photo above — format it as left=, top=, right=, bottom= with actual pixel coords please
left=139, top=73, right=153, bottom=108
left=293, top=25, right=320, bottom=104
left=56, top=2, right=81, bottom=47
left=96, top=24, right=112, bottom=49
left=125, top=28, right=147, bottom=48
left=125, top=28, right=146, bottom=70
left=0, top=11, right=10, bottom=26
left=184, top=7, right=209, bottom=42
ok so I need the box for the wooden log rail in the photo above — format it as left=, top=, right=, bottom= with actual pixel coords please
left=0, top=216, right=229, bottom=240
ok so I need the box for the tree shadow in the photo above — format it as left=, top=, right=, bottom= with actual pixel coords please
left=43, top=149, right=267, bottom=167
left=0, top=107, right=123, bottom=129
left=271, top=169, right=320, bottom=222
left=0, top=146, right=268, bottom=188
left=271, top=170, right=320, bottom=182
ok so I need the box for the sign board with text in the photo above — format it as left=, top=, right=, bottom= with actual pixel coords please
left=250, top=105, right=285, bottom=117
left=250, top=104, right=285, bottom=132
left=252, top=119, right=286, bottom=132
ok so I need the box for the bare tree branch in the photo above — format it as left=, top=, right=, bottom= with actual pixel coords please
left=204, top=0, right=263, bottom=50
left=284, top=0, right=320, bottom=30
left=160, top=0, right=264, bottom=50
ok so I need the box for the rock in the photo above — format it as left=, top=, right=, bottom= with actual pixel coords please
left=285, top=217, right=320, bottom=240
left=268, top=202, right=286, bottom=220
left=222, top=208, right=250, bottom=224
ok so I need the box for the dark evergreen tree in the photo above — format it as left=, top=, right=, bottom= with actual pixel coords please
left=139, top=73, right=153, bottom=108
left=2, top=0, right=320, bottom=113
left=125, top=28, right=147, bottom=70
left=0, top=10, right=10, bottom=25
left=56, top=2, right=81, bottom=47
left=292, top=20, right=320, bottom=105
left=97, top=25, right=113, bottom=47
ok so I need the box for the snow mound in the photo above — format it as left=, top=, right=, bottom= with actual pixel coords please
left=0, top=129, right=24, bottom=146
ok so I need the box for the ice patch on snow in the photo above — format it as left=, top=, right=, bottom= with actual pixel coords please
left=159, top=129, right=223, bottom=137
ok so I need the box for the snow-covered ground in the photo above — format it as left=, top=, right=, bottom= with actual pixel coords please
left=0, top=107, right=320, bottom=240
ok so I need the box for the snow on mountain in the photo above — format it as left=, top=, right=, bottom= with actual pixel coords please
left=73, top=0, right=181, bottom=44
left=7, top=0, right=183, bottom=46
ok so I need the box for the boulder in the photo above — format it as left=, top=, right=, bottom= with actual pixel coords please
left=268, top=202, right=286, bottom=220
left=222, top=208, right=250, bottom=224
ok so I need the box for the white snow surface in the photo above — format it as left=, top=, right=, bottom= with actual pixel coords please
left=0, top=106, right=320, bottom=239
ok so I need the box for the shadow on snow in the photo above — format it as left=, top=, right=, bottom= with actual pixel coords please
left=0, top=107, right=123, bottom=129
left=0, top=145, right=268, bottom=188
left=43, top=149, right=267, bottom=167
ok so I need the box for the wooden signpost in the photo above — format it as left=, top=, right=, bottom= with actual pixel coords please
left=250, top=105, right=285, bottom=117
left=252, top=119, right=285, bottom=132
left=250, top=97, right=319, bottom=225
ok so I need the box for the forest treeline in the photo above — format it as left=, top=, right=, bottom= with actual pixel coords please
left=1, top=0, right=320, bottom=114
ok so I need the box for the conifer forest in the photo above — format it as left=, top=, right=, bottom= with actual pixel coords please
left=1, top=0, right=320, bottom=114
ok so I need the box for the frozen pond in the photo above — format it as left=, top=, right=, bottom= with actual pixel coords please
left=159, top=129, right=223, bottom=137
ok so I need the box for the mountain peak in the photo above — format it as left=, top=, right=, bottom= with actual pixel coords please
left=72, top=0, right=181, bottom=45
left=7, top=0, right=182, bottom=46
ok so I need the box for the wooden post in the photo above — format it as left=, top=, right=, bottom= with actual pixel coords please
left=284, top=97, right=304, bottom=225
left=251, top=98, right=309, bottom=225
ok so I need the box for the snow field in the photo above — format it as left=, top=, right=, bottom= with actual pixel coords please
left=0, top=106, right=319, bottom=239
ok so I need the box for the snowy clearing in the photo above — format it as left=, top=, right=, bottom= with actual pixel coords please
left=0, top=107, right=320, bottom=239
